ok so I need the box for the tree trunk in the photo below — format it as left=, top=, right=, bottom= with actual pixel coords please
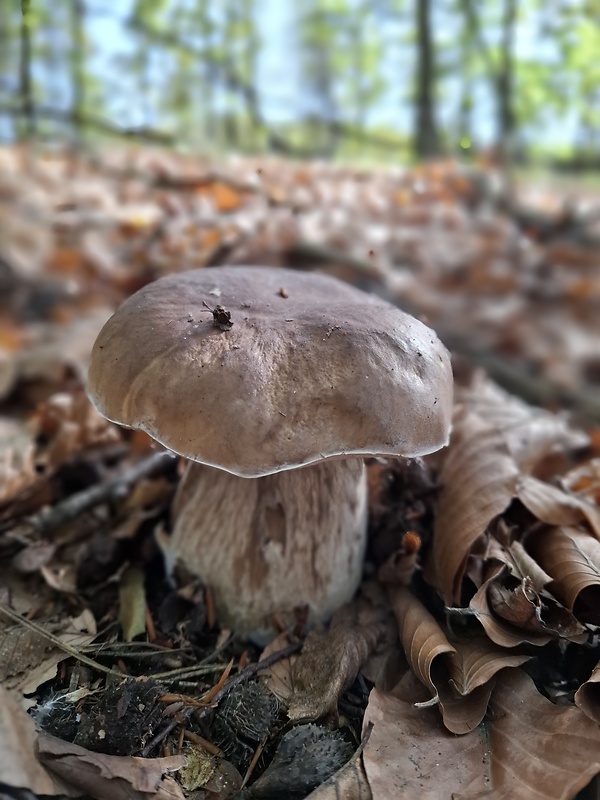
left=497, top=0, right=516, bottom=156
left=414, top=0, right=440, bottom=159
left=19, top=0, right=35, bottom=139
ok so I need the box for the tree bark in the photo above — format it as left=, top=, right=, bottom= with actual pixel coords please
left=414, top=0, right=441, bottom=158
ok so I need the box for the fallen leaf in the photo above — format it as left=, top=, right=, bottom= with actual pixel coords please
left=387, top=585, right=455, bottom=705
left=456, top=373, right=589, bottom=474
left=259, top=631, right=298, bottom=704
left=0, top=686, right=74, bottom=795
left=469, top=565, right=553, bottom=648
left=430, top=408, right=519, bottom=604
left=36, top=731, right=186, bottom=800
left=0, top=417, right=37, bottom=505
left=575, top=661, right=600, bottom=726
left=118, top=567, right=147, bottom=642
left=363, top=669, right=600, bottom=800
left=517, top=474, right=600, bottom=532
left=528, top=526, right=600, bottom=620
left=288, top=599, right=386, bottom=722
left=486, top=576, right=587, bottom=641
left=389, top=588, right=528, bottom=734
left=495, top=539, right=553, bottom=592
left=446, top=638, right=531, bottom=696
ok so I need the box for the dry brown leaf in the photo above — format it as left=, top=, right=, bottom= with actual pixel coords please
left=388, top=585, right=455, bottom=705
left=32, top=390, right=121, bottom=471
left=118, top=567, right=147, bottom=642
left=0, top=613, right=96, bottom=694
left=469, top=566, right=553, bottom=648
left=446, top=638, right=531, bottom=696
left=486, top=576, right=587, bottom=641
left=430, top=408, right=519, bottom=603
left=575, top=661, right=600, bottom=726
left=495, top=539, right=553, bottom=592
left=364, top=669, right=600, bottom=800
left=456, top=373, right=589, bottom=474
left=36, top=731, right=186, bottom=800
left=0, top=417, right=37, bottom=505
left=390, top=589, right=528, bottom=734
left=288, top=599, right=386, bottom=722
left=0, top=686, right=75, bottom=795
left=259, top=631, right=298, bottom=704
left=517, top=474, right=600, bottom=532
left=563, top=458, right=600, bottom=506
left=528, top=526, right=600, bottom=618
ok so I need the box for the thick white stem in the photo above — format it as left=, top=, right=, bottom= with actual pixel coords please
left=161, top=458, right=368, bottom=639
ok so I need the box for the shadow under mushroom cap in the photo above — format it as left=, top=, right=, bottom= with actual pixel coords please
left=87, top=266, right=453, bottom=477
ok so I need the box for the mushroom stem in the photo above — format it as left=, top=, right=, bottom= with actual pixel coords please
left=162, top=458, right=368, bottom=640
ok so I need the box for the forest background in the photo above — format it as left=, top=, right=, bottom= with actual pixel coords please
left=2, top=0, right=599, bottom=168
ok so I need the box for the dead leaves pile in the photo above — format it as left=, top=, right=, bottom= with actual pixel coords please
left=1, top=145, right=600, bottom=415
left=356, top=371, right=600, bottom=798
left=1, top=145, right=600, bottom=799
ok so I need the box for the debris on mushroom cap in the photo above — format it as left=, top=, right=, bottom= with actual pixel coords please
left=87, top=266, right=453, bottom=477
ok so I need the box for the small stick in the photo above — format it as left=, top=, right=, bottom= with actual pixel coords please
left=0, top=604, right=132, bottom=680
left=241, top=734, right=268, bottom=789
left=5, top=451, right=176, bottom=536
left=184, top=729, right=223, bottom=756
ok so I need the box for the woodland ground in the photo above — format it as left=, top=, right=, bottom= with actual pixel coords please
left=1, top=145, right=600, bottom=799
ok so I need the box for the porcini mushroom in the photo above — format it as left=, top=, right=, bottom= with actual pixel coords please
left=87, top=266, right=453, bottom=639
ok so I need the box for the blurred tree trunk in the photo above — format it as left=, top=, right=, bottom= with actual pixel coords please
left=300, top=2, right=340, bottom=158
left=414, top=0, right=440, bottom=158
left=497, top=0, right=516, bottom=154
left=19, top=0, right=35, bottom=139
left=70, top=0, right=85, bottom=141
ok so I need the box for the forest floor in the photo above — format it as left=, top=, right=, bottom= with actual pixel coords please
left=1, top=145, right=600, bottom=800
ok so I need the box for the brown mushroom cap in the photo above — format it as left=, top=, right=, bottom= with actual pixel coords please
left=88, top=266, right=453, bottom=477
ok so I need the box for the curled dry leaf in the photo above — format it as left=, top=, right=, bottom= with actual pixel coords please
left=388, top=585, right=455, bottom=706
left=495, top=539, right=553, bottom=592
left=287, top=598, right=386, bottom=722
left=517, top=474, right=600, bottom=532
left=487, top=576, right=587, bottom=642
left=36, top=731, right=186, bottom=800
left=377, top=544, right=419, bottom=587
left=430, top=408, right=519, bottom=604
left=456, top=373, right=589, bottom=474
left=528, top=526, right=600, bottom=619
left=575, top=661, right=600, bottom=726
left=364, top=669, right=600, bottom=800
left=446, top=638, right=531, bottom=697
left=389, top=588, right=528, bottom=734
left=469, top=565, right=553, bottom=648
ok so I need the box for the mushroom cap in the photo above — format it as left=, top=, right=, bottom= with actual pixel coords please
left=87, top=266, right=453, bottom=477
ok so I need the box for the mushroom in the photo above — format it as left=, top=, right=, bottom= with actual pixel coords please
left=87, top=266, right=453, bottom=639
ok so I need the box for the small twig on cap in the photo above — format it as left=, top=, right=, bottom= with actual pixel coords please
left=201, top=300, right=233, bottom=331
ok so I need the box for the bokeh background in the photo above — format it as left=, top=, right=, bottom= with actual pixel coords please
left=2, top=0, right=599, bottom=167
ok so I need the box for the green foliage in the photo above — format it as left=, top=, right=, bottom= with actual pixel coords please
left=0, top=0, right=597, bottom=163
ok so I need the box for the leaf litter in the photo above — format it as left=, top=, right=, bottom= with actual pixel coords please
left=1, top=146, right=600, bottom=798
